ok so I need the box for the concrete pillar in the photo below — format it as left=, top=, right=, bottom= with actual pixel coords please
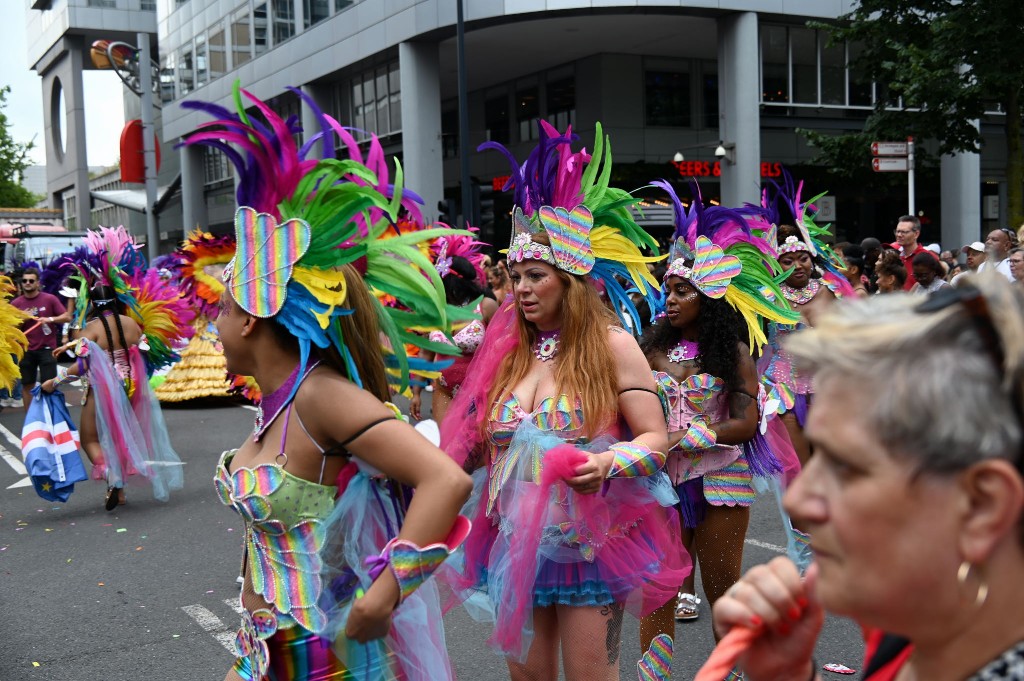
left=41, top=36, right=91, bottom=230
left=717, top=12, right=761, bottom=208
left=300, top=83, right=333, bottom=159
left=180, top=144, right=208, bottom=236
left=940, top=140, right=981, bottom=247
left=398, top=41, right=443, bottom=222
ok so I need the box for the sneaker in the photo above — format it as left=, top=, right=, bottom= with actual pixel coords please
left=9, top=398, right=23, bottom=408
left=674, top=592, right=701, bottom=621
left=236, top=576, right=244, bottom=588
left=0, top=398, right=9, bottom=408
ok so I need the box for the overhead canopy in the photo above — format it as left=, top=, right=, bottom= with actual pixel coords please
left=90, top=175, right=180, bottom=215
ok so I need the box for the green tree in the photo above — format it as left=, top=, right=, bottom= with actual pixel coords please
left=807, top=0, right=1024, bottom=228
left=0, top=85, right=39, bottom=208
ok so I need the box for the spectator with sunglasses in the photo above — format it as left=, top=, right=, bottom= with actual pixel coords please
left=979, top=228, right=1018, bottom=281
left=10, top=267, right=70, bottom=412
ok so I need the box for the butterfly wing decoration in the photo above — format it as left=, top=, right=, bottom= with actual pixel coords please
left=230, top=206, right=312, bottom=317
left=637, top=633, right=673, bottom=681
left=538, top=205, right=595, bottom=275
left=688, top=236, right=741, bottom=299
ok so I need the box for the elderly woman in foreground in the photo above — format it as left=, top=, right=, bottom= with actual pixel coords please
left=712, top=274, right=1024, bottom=681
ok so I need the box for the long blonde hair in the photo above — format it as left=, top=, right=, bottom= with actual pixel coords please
left=490, top=246, right=620, bottom=438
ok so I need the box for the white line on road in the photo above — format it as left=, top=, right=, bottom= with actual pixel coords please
left=182, top=604, right=235, bottom=653
left=0, top=422, right=21, bottom=451
left=224, top=598, right=245, bottom=616
left=7, top=477, right=32, bottom=489
left=0, top=443, right=26, bottom=476
left=744, top=538, right=786, bottom=554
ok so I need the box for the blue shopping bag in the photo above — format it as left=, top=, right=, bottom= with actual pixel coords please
left=22, top=386, right=87, bottom=502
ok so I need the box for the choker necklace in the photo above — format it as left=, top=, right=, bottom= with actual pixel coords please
left=533, top=329, right=560, bottom=362
left=667, top=339, right=699, bottom=363
left=253, top=360, right=321, bottom=441
left=780, top=278, right=821, bottom=305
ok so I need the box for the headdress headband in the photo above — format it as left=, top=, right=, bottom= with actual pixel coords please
left=777, top=235, right=811, bottom=256
left=664, top=236, right=742, bottom=299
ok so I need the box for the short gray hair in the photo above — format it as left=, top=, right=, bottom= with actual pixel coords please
left=784, top=272, right=1024, bottom=474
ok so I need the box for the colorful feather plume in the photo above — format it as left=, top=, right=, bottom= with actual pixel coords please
left=483, top=120, right=664, bottom=332
left=181, top=81, right=474, bottom=394
left=657, top=179, right=799, bottom=351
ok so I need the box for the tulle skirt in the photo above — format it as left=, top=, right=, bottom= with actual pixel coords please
left=441, top=421, right=691, bottom=661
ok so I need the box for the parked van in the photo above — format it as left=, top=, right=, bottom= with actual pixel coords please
left=0, top=225, right=88, bottom=272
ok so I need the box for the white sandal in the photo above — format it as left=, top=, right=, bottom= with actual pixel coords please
left=674, top=592, right=701, bottom=621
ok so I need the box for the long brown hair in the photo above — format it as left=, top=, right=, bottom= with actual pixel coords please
left=489, top=236, right=620, bottom=438
left=269, top=264, right=391, bottom=403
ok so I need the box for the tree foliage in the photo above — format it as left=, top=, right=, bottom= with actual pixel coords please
left=0, top=85, right=40, bottom=208
left=808, top=0, right=1024, bottom=227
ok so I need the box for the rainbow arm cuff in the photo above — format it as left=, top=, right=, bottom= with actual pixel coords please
left=606, top=441, right=667, bottom=478
left=365, top=515, right=471, bottom=605
left=672, top=417, right=718, bottom=452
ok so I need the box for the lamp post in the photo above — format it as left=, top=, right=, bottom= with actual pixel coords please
left=89, top=36, right=160, bottom=263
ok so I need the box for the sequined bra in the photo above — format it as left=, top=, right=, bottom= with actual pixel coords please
left=214, top=449, right=337, bottom=632
left=429, top=303, right=485, bottom=354
left=487, top=392, right=586, bottom=447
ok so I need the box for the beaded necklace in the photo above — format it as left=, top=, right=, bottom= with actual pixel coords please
left=780, top=278, right=821, bottom=305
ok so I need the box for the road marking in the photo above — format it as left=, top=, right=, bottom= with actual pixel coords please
left=7, top=477, right=32, bottom=489
left=240, top=405, right=257, bottom=412
left=181, top=604, right=235, bottom=653
left=0, top=422, right=21, bottom=451
left=0, top=442, right=26, bottom=476
left=744, top=538, right=786, bottom=554
left=224, top=598, right=245, bottom=616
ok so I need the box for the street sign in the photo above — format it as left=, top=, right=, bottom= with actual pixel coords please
left=872, top=157, right=909, bottom=172
left=871, top=141, right=909, bottom=156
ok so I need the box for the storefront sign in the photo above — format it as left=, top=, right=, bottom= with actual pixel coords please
left=670, top=161, right=784, bottom=178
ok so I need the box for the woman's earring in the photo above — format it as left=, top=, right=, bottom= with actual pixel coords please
left=957, top=560, right=989, bottom=609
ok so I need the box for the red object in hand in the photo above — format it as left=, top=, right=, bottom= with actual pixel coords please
left=693, top=627, right=758, bottom=681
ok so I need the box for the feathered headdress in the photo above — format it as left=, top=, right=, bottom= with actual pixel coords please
left=165, top=229, right=236, bottom=320
left=484, top=121, right=663, bottom=332
left=181, top=82, right=473, bottom=396
left=431, top=229, right=488, bottom=282
left=755, top=169, right=854, bottom=298
left=0, top=276, right=29, bottom=391
left=656, top=180, right=799, bottom=351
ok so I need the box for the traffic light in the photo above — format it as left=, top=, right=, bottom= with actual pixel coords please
left=437, top=198, right=458, bottom=226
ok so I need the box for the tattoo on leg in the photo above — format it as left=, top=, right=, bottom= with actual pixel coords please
left=601, top=603, right=625, bottom=665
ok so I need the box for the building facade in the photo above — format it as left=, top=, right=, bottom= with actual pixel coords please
left=36, top=1, right=1008, bottom=252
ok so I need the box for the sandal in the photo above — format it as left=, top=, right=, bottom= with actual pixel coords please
left=104, top=486, right=119, bottom=511
left=674, top=592, right=701, bottom=621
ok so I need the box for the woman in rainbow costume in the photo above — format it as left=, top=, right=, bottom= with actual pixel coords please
left=439, top=121, right=690, bottom=681
left=183, top=84, right=473, bottom=681
left=411, top=232, right=499, bottom=423
left=756, top=174, right=852, bottom=465
left=41, top=227, right=191, bottom=510
left=636, top=183, right=800, bottom=670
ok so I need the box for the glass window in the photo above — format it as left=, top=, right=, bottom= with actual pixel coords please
left=232, top=7, right=252, bottom=67
left=645, top=71, right=691, bottom=127
left=848, top=42, right=872, bottom=106
left=516, top=85, right=539, bottom=141
left=335, top=0, right=354, bottom=13
left=254, top=2, right=269, bottom=55
left=485, top=94, right=509, bottom=144
left=375, top=67, right=389, bottom=134
left=792, top=27, right=818, bottom=104
left=351, top=78, right=364, bottom=132
left=160, top=52, right=176, bottom=103
left=820, top=37, right=845, bottom=105
left=362, top=75, right=376, bottom=135
left=701, top=61, right=718, bottom=129
left=304, top=0, right=329, bottom=28
left=203, top=148, right=232, bottom=186
left=209, top=29, right=226, bottom=81
left=546, top=77, right=575, bottom=131
left=195, top=33, right=208, bottom=88
left=141, top=0, right=156, bottom=10
left=178, top=47, right=194, bottom=97
left=88, top=0, right=116, bottom=7
left=761, top=25, right=788, bottom=103
left=389, top=63, right=401, bottom=133
left=441, top=107, right=458, bottom=159
left=272, top=0, right=295, bottom=45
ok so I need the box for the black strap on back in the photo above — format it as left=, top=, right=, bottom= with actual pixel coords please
left=862, top=634, right=911, bottom=678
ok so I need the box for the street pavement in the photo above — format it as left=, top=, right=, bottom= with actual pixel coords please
left=0, top=388, right=864, bottom=680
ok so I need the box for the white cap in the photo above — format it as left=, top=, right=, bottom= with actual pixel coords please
left=925, top=243, right=941, bottom=254
left=963, top=241, right=986, bottom=252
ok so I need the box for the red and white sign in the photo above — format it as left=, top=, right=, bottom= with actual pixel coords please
left=871, top=141, right=908, bottom=156
left=872, top=157, right=909, bottom=172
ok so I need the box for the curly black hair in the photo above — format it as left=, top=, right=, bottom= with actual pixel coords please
left=443, top=255, right=486, bottom=306
left=639, top=290, right=745, bottom=392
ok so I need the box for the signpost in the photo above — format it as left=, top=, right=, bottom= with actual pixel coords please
left=871, top=137, right=915, bottom=216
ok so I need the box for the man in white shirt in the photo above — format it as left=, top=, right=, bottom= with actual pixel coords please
left=951, top=241, right=987, bottom=287
left=978, top=228, right=1016, bottom=281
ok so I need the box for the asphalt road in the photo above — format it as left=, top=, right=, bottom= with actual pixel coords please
left=0, top=388, right=864, bottom=680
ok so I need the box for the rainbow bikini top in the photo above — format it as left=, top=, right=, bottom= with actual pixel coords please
left=487, top=392, right=586, bottom=448
left=214, top=449, right=337, bottom=633
left=653, top=371, right=727, bottom=432
left=429, top=303, right=485, bottom=354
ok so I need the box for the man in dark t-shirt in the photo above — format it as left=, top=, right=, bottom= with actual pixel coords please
left=11, top=267, right=68, bottom=411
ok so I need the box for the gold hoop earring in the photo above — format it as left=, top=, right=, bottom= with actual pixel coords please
left=957, top=560, right=989, bottom=609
